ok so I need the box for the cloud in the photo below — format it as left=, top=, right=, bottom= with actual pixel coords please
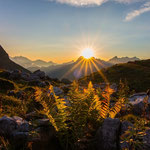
left=125, top=1, right=150, bottom=21
left=50, top=0, right=107, bottom=6
left=48, top=0, right=150, bottom=21
left=115, top=0, right=144, bottom=4
left=48, top=0, right=146, bottom=7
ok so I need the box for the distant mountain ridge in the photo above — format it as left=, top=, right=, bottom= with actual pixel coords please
left=11, top=56, right=57, bottom=69
left=108, top=56, right=140, bottom=64
left=44, top=56, right=112, bottom=80
left=0, top=45, right=30, bottom=73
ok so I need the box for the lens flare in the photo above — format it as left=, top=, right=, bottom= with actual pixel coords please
left=81, top=48, right=94, bottom=59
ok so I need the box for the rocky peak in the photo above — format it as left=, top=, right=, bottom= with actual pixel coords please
left=0, top=45, right=9, bottom=59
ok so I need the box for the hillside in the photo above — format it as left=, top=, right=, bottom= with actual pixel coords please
left=0, top=45, right=30, bottom=73
left=80, top=59, right=150, bottom=92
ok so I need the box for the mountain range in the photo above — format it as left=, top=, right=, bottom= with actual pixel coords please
left=11, top=55, right=140, bottom=80
left=42, top=56, right=112, bottom=80
left=10, top=56, right=57, bottom=69
left=0, top=45, right=142, bottom=81
left=108, top=56, right=140, bottom=64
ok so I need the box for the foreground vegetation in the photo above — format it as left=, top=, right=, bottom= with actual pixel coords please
left=0, top=70, right=150, bottom=150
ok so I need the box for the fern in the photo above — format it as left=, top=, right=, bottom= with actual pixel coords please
left=35, top=85, right=67, bottom=131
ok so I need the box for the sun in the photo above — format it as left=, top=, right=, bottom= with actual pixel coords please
left=81, top=48, right=94, bottom=59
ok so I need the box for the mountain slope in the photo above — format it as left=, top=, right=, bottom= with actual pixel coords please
left=45, top=56, right=112, bottom=80
left=0, top=45, right=30, bottom=73
left=80, top=59, right=150, bottom=92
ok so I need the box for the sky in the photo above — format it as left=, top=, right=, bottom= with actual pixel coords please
left=0, top=0, right=150, bottom=63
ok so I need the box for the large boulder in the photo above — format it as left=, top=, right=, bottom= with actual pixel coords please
left=33, top=70, right=45, bottom=79
left=9, top=69, right=22, bottom=80
left=0, top=116, right=61, bottom=150
left=21, top=72, right=30, bottom=81
left=32, top=125, right=62, bottom=150
left=0, top=116, right=17, bottom=136
left=0, top=116, right=30, bottom=137
left=96, top=118, right=121, bottom=150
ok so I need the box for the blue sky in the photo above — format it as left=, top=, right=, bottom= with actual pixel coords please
left=0, top=0, right=150, bottom=63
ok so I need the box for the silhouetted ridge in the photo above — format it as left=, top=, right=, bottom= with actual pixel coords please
left=0, top=45, right=30, bottom=73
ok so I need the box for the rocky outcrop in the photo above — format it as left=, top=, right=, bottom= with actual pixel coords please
left=53, top=87, right=63, bottom=96
left=96, top=118, right=121, bottom=150
left=0, top=116, right=62, bottom=150
left=33, top=70, right=45, bottom=79
left=0, top=45, right=30, bottom=73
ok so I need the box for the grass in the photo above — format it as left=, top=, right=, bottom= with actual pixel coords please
left=80, top=59, right=150, bottom=92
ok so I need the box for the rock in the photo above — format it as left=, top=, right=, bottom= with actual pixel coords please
left=29, top=74, right=40, bottom=81
left=21, top=72, right=30, bottom=81
left=9, top=69, right=22, bottom=80
left=12, top=116, right=30, bottom=132
left=0, top=78, right=15, bottom=92
left=12, top=132, right=29, bottom=149
left=32, top=125, right=62, bottom=150
left=53, top=87, right=63, bottom=96
left=129, top=92, right=150, bottom=105
left=33, top=70, right=45, bottom=79
left=0, top=116, right=30, bottom=137
left=132, top=101, right=145, bottom=116
left=38, top=81, right=47, bottom=87
left=36, top=119, right=50, bottom=127
left=0, top=116, right=17, bottom=136
left=96, top=118, right=121, bottom=150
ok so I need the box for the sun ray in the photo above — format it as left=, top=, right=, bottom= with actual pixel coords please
left=61, top=57, right=84, bottom=79
left=76, top=59, right=86, bottom=78
left=94, top=59, right=106, bottom=68
left=88, top=59, right=94, bottom=78
left=84, top=59, right=88, bottom=77
left=90, top=58, right=108, bottom=83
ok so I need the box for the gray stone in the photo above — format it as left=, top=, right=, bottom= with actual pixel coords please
left=0, top=116, right=17, bottom=136
left=36, top=119, right=50, bottom=126
left=33, top=70, right=45, bottom=79
left=53, top=87, right=63, bottom=96
left=96, top=118, right=121, bottom=150
left=9, top=69, right=22, bottom=80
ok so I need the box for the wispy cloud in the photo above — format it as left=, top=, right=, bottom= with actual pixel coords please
left=125, top=1, right=150, bottom=21
left=49, top=0, right=142, bottom=7
left=49, top=0, right=107, bottom=6
left=48, top=0, right=150, bottom=21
